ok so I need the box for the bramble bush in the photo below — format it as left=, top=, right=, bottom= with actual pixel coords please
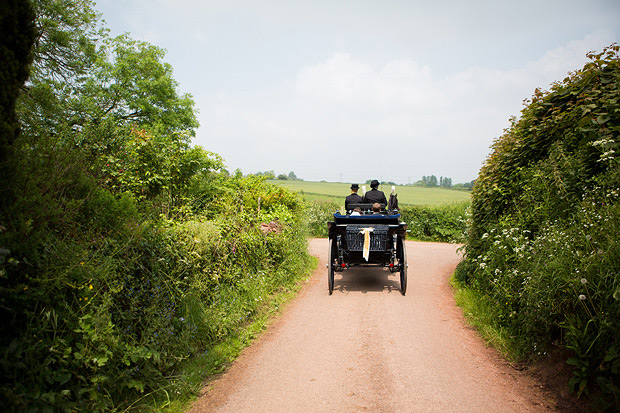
left=455, top=44, right=620, bottom=408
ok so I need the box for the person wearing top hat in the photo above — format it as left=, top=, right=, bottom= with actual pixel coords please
left=345, top=183, right=364, bottom=211
left=363, top=180, right=387, bottom=206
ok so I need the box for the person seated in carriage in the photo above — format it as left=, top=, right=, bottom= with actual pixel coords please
left=343, top=180, right=399, bottom=216
left=345, top=183, right=364, bottom=211
left=363, top=180, right=387, bottom=206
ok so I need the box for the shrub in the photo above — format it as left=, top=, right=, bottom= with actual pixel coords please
left=303, top=200, right=340, bottom=238
left=400, top=202, right=469, bottom=243
left=455, top=44, right=620, bottom=406
left=0, top=139, right=311, bottom=410
left=302, top=199, right=469, bottom=243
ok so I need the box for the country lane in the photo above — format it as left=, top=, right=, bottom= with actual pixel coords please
left=189, top=239, right=555, bottom=412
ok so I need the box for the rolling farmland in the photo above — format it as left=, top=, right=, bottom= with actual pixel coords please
left=269, top=180, right=471, bottom=206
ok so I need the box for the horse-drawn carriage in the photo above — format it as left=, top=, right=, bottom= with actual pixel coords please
left=326, top=202, right=408, bottom=295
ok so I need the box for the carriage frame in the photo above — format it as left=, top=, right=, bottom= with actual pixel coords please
left=326, top=202, right=408, bottom=295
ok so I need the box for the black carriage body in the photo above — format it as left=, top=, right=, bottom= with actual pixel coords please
left=327, top=213, right=407, bottom=267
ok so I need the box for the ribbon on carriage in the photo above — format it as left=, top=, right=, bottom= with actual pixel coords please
left=360, top=227, right=374, bottom=261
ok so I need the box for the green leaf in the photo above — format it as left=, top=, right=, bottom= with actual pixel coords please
left=56, top=371, right=71, bottom=385
left=126, top=379, right=145, bottom=393
left=94, top=356, right=109, bottom=366
left=595, top=376, right=617, bottom=394
left=594, top=115, right=610, bottom=124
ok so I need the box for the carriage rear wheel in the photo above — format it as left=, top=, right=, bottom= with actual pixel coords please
left=398, top=238, right=407, bottom=295
left=328, top=238, right=335, bottom=295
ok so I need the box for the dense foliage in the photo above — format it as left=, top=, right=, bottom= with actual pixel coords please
left=399, top=203, right=468, bottom=243
left=0, top=1, right=311, bottom=411
left=455, top=44, right=620, bottom=406
left=305, top=199, right=468, bottom=243
left=303, top=200, right=339, bottom=238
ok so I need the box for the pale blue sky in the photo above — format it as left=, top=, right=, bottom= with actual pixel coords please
left=97, top=0, right=619, bottom=184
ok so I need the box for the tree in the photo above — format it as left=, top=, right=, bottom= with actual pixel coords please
left=85, top=34, right=198, bottom=134
left=422, top=175, right=438, bottom=187
left=288, top=171, right=297, bottom=180
left=452, top=180, right=475, bottom=190
left=440, top=176, right=452, bottom=188
left=0, top=0, right=35, bottom=160
left=254, top=170, right=275, bottom=179
left=17, top=0, right=102, bottom=138
left=14, top=0, right=208, bottom=212
left=19, top=1, right=198, bottom=144
left=0, top=0, right=36, bottom=211
left=277, top=174, right=288, bottom=180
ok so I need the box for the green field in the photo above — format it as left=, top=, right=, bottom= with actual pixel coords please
left=268, top=180, right=471, bottom=206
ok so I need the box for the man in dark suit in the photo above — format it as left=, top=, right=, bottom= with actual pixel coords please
left=363, top=180, right=387, bottom=205
left=345, top=183, right=364, bottom=211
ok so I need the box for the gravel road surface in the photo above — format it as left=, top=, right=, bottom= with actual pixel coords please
left=189, top=239, right=555, bottom=412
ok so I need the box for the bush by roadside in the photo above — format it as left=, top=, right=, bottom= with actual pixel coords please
left=399, top=202, right=469, bottom=243
left=454, top=44, right=620, bottom=409
left=0, top=155, right=313, bottom=411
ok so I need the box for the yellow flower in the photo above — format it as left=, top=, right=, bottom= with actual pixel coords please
left=89, top=285, right=93, bottom=290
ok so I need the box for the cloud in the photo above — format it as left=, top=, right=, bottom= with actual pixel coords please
left=192, top=29, right=209, bottom=45
left=194, top=30, right=618, bottom=183
left=296, top=53, right=441, bottom=112
left=525, top=29, right=616, bottom=80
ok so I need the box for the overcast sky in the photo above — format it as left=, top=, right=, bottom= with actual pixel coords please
left=96, top=0, right=619, bottom=184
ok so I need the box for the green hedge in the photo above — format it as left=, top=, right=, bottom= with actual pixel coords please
left=455, top=44, right=620, bottom=407
left=303, top=200, right=340, bottom=238
left=399, top=202, right=469, bottom=243
left=303, top=199, right=469, bottom=244
left=0, top=149, right=311, bottom=411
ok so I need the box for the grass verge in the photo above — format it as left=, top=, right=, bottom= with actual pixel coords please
left=451, top=276, right=525, bottom=363
left=130, top=256, right=318, bottom=412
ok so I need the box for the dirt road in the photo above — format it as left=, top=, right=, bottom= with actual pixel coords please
left=190, top=239, right=554, bottom=412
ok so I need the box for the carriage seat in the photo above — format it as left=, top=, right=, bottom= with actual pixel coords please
left=347, top=203, right=386, bottom=213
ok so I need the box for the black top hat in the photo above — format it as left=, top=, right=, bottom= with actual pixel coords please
left=370, top=180, right=379, bottom=188
left=350, top=183, right=359, bottom=190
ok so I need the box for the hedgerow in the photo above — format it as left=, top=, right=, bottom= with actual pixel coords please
left=455, top=44, right=620, bottom=407
left=0, top=144, right=311, bottom=411
left=304, top=200, right=468, bottom=244
left=0, top=2, right=312, bottom=406
left=399, top=202, right=469, bottom=243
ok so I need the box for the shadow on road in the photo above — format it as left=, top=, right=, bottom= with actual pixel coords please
left=333, top=267, right=401, bottom=294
